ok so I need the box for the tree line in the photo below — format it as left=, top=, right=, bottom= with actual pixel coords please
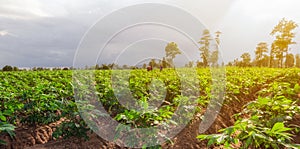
left=228, top=18, right=300, bottom=68
left=1, top=65, right=71, bottom=71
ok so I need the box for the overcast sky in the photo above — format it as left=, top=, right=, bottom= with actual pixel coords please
left=1, top=0, right=300, bottom=68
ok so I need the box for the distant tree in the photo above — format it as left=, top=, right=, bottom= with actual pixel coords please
left=2, top=65, right=13, bottom=71
left=149, top=59, right=156, bottom=68
left=122, top=65, right=128, bottom=69
left=95, top=64, right=100, bottom=70
left=255, top=42, right=268, bottom=67
left=271, top=43, right=284, bottom=68
left=111, top=64, right=119, bottom=69
left=185, top=61, right=192, bottom=68
left=210, top=31, right=224, bottom=66
left=196, top=61, right=204, bottom=68
left=260, top=56, right=270, bottom=67
left=187, top=61, right=194, bottom=68
left=295, top=54, right=300, bottom=68
left=158, top=60, right=162, bottom=67
left=63, top=67, right=69, bottom=70
left=210, top=50, right=219, bottom=67
left=37, top=67, right=44, bottom=71
left=240, top=52, right=251, bottom=67
left=210, top=31, right=221, bottom=67
left=269, top=43, right=275, bottom=67
left=108, top=63, right=115, bottom=69
left=162, top=57, right=169, bottom=68
left=12, top=66, right=18, bottom=71
left=215, top=31, right=222, bottom=46
left=165, top=42, right=181, bottom=67
left=270, top=18, right=298, bottom=68
left=269, top=43, right=284, bottom=68
left=227, top=62, right=233, bottom=66
left=101, top=64, right=110, bottom=70
left=285, top=53, right=295, bottom=67
left=142, top=64, right=147, bottom=69
left=199, top=29, right=212, bottom=67
left=130, top=66, right=138, bottom=69
left=232, top=60, right=238, bottom=66
left=52, top=67, right=62, bottom=71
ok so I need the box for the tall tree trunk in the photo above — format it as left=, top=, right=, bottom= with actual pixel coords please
left=269, top=57, right=273, bottom=68
left=279, top=58, right=282, bottom=68
left=285, top=48, right=289, bottom=68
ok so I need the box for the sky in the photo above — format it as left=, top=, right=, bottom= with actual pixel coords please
left=1, top=0, right=300, bottom=68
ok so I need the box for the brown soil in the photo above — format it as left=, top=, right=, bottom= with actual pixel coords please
left=290, top=114, right=300, bottom=144
left=1, top=98, right=299, bottom=149
left=0, top=99, right=245, bottom=149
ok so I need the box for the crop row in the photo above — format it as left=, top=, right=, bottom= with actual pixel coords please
left=0, top=68, right=299, bottom=148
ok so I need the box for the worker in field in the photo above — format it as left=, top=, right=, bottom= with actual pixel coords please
left=147, top=65, right=152, bottom=71
left=160, top=65, right=163, bottom=71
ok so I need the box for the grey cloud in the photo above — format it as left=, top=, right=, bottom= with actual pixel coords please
left=1, top=0, right=300, bottom=68
left=0, top=15, right=91, bottom=67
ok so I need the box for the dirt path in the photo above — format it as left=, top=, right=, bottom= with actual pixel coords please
left=0, top=99, right=245, bottom=149
left=2, top=110, right=299, bottom=149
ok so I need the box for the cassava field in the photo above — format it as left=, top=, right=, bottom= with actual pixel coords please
left=0, top=67, right=300, bottom=149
